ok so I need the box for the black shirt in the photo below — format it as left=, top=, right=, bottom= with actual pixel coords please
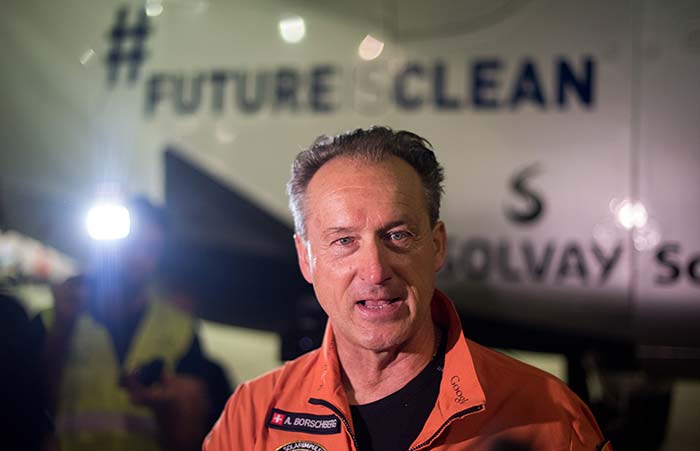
left=350, top=334, right=446, bottom=451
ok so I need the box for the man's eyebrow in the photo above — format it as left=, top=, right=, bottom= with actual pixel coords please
left=378, top=220, right=411, bottom=233
left=321, top=219, right=416, bottom=237
left=322, top=227, right=356, bottom=237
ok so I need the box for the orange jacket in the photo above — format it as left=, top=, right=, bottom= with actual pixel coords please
left=204, top=290, right=609, bottom=451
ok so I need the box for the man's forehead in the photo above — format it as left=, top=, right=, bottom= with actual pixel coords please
left=303, top=156, right=430, bottom=230
left=307, top=155, right=419, bottom=191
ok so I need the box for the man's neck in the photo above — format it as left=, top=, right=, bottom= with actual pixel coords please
left=337, top=323, right=438, bottom=405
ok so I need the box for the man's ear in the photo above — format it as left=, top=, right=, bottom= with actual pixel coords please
left=294, top=233, right=314, bottom=284
left=432, top=220, right=447, bottom=272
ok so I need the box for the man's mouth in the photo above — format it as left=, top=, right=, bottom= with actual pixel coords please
left=357, top=298, right=402, bottom=309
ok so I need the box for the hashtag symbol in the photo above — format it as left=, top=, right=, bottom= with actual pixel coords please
left=105, top=6, right=151, bottom=86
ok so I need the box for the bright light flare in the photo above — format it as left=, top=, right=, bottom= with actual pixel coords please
left=614, top=199, right=648, bottom=230
left=79, top=49, right=95, bottom=66
left=279, top=16, right=306, bottom=43
left=633, top=221, right=661, bottom=251
left=86, top=204, right=131, bottom=240
left=358, top=34, right=384, bottom=60
left=145, top=0, right=163, bottom=17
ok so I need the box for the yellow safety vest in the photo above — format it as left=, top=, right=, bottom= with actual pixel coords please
left=41, top=299, right=194, bottom=451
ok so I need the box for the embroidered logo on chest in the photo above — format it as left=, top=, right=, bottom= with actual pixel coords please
left=275, top=441, right=328, bottom=451
left=267, top=408, right=341, bottom=435
left=450, top=375, right=469, bottom=404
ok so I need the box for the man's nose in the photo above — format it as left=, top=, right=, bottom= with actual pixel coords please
left=357, top=239, right=392, bottom=285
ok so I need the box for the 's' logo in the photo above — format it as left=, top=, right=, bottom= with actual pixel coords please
left=105, top=6, right=152, bottom=86
left=505, top=163, right=545, bottom=225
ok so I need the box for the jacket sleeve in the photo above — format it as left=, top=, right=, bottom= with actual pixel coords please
left=202, top=382, right=258, bottom=451
left=568, top=397, right=607, bottom=451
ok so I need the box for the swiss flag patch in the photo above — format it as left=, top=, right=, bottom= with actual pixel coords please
left=271, top=412, right=287, bottom=425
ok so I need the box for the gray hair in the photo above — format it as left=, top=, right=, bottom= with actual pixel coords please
left=287, top=126, right=445, bottom=238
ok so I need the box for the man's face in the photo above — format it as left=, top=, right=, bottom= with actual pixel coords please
left=92, top=219, right=163, bottom=309
left=294, top=156, right=446, bottom=353
left=122, top=220, right=164, bottom=285
left=96, top=220, right=163, bottom=295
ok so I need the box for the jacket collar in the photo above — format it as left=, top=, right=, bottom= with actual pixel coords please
left=309, top=289, right=486, bottom=435
left=427, top=290, right=486, bottom=428
left=311, top=317, right=347, bottom=401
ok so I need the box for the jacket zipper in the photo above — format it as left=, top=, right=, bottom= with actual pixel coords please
left=407, top=404, right=484, bottom=451
left=308, top=398, right=360, bottom=451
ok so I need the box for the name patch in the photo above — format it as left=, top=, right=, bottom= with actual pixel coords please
left=267, top=408, right=341, bottom=435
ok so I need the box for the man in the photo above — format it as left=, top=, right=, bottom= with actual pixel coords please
left=37, top=197, right=231, bottom=451
left=204, top=127, right=610, bottom=451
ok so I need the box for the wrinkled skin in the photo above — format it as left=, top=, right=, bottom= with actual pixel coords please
left=295, top=156, right=447, bottom=362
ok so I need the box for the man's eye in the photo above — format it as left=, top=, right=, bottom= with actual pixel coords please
left=334, top=237, right=354, bottom=246
left=388, top=231, right=410, bottom=241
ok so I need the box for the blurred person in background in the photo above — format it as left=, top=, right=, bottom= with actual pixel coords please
left=35, top=197, right=231, bottom=451
left=0, top=286, right=53, bottom=451
left=204, top=127, right=611, bottom=451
